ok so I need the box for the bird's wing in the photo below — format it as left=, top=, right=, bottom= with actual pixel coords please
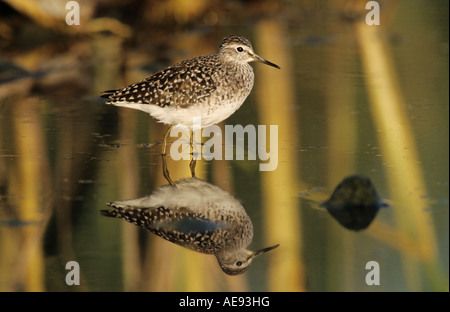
left=101, top=205, right=225, bottom=253
left=101, top=204, right=224, bottom=233
left=101, top=55, right=218, bottom=108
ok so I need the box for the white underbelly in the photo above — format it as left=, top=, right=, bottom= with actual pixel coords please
left=110, top=98, right=247, bottom=129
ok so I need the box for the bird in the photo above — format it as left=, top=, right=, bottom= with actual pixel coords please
left=100, top=35, right=280, bottom=184
left=100, top=177, right=279, bottom=275
left=321, top=175, right=388, bottom=231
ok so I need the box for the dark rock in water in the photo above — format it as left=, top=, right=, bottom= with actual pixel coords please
left=322, top=175, right=388, bottom=231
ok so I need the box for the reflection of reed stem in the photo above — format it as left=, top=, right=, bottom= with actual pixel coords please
left=212, top=139, right=248, bottom=291
left=355, top=22, right=443, bottom=290
left=144, top=124, right=220, bottom=291
left=117, top=109, right=142, bottom=292
left=172, top=130, right=220, bottom=291
left=11, top=98, right=49, bottom=291
left=255, top=20, right=305, bottom=292
left=325, top=29, right=358, bottom=291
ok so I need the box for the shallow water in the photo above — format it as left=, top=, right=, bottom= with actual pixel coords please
left=0, top=0, right=448, bottom=291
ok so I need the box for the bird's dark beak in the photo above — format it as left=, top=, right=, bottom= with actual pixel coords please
left=253, top=54, right=281, bottom=69
left=253, top=244, right=280, bottom=258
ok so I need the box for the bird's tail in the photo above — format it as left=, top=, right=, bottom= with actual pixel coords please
left=99, top=205, right=118, bottom=218
left=100, top=203, right=150, bottom=228
left=100, top=90, right=117, bottom=100
left=99, top=202, right=123, bottom=218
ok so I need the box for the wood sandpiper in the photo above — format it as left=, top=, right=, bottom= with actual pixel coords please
left=101, top=177, right=279, bottom=275
left=101, top=35, right=280, bottom=184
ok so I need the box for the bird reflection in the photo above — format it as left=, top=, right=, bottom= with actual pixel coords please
left=321, top=175, right=388, bottom=231
left=100, top=177, right=279, bottom=275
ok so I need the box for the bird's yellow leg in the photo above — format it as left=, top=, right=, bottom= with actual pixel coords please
left=162, top=125, right=175, bottom=186
left=189, top=130, right=197, bottom=177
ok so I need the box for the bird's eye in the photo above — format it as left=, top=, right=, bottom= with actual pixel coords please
left=235, top=261, right=243, bottom=267
left=236, top=47, right=244, bottom=52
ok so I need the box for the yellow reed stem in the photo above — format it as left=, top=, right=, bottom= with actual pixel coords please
left=255, top=20, right=305, bottom=292
left=325, top=29, right=359, bottom=291
left=142, top=124, right=221, bottom=291
left=212, top=153, right=248, bottom=291
left=355, top=22, right=444, bottom=290
left=116, top=109, right=142, bottom=292
left=11, top=98, right=47, bottom=291
left=172, top=128, right=218, bottom=291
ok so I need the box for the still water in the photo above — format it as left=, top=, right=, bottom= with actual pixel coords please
left=0, top=0, right=448, bottom=291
